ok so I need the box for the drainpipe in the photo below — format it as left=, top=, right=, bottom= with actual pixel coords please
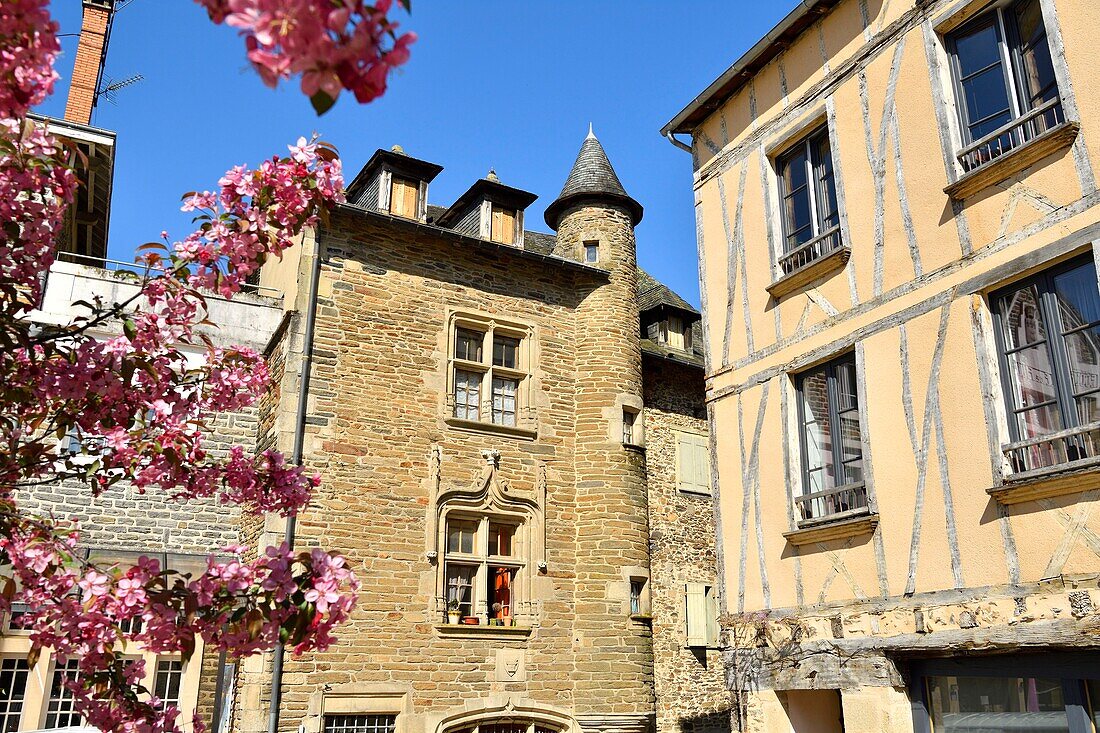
left=664, top=131, right=693, bottom=154
left=267, top=236, right=323, bottom=733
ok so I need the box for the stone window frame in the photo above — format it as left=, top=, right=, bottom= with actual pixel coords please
left=442, top=511, right=527, bottom=624
left=306, top=687, right=411, bottom=733
left=443, top=311, right=538, bottom=439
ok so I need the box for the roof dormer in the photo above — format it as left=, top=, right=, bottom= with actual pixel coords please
left=436, top=171, right=538, bottom=248
left=345, top=145, right=443, bottom=223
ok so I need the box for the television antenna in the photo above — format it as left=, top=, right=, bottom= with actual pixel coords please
left=96, top=73, right=144, bottom=106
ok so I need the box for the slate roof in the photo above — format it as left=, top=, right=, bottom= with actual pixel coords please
left=637, top=269, right=699, bottom=315
left=544, top=130, right=644, bottom=229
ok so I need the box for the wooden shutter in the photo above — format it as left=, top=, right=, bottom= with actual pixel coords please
left=685, top=583, right=707, bottom=647
left=678, top=432, right=711, bottom=494
left=491, top=205, right=516, bottom=245
left=390, top=177, right=418, bottom=219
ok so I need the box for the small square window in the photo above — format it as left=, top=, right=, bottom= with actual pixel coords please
left=493, top=336, right=519, bottom=369
left=629, top=580, right=645, bottom=615
left=324, top=715, right=397, bottom=733
left=455, top=329, right=484, bottom=362
left=446, top=519, right=478, bottom=554
left=622, top=408, right=639, bottom=445
left=584, top=242, right=599, bottom=263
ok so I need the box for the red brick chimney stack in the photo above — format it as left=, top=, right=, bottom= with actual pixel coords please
left=64, top=0, right=115, bottom=125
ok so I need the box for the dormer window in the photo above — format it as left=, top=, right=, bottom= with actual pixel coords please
left=490, top=204, right=517, bottom=245
left=389, top=175, right=420, bottom=219
left=647, top=314, right=694, bottom=352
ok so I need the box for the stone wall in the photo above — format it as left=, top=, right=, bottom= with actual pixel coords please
left=642, top=356, right=730, bottom=733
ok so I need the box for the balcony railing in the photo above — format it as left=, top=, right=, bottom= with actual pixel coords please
left=1002, top=421, right=1100, bottom=477
left=53, top=250, right=281, bottom=298
left=795, top=481, right=869, bottom=524
left=779, top=224, right=843, bottom=277
left=957, top=97, right=1065, bottom=173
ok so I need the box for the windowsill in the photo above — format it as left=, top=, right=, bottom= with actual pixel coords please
left=765, top=245, right=851, bottom=300
left=988, top=458, right=1100, bottom=505
left=678, top=487, right=713, bottom=497
left=944, top=121, right=1080, bottom=200
left=782, top=509, right=878, bottom=546
left=434, top=623, right=532, bottom=639
left=443, top=416, right=537, bottom=441
left=629, top=613, right=653, bottom=624
left=623, top=442, right=646, bottom=454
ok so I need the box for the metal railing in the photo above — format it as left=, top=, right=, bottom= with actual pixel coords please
left=779, top=224, right=843, bottom=277
left=795, top=481, right=869, bottom=523
left=1002, top=421, right=1100, bottom=476
left=53, top=250, right=282, bottom=298
left=958, top=98, right=1065, bottom=173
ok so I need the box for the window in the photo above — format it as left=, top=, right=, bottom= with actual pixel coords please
left=795, top=353, right=868, bottom=522
left=490, top=204, right=516, bottom=245
left=992, top=256, right=1100, bottom=473
left=685, top=583, right=718, bottom=647
left=0, top=659, right=28, bottom=733
left=776, top=126, right=842, bottom=275
left=388, top=175, right=419, bottom=219
left=677, top=431, right=711, bottom=494
left=44, top=658, right=81, bottom=729
left=622, top=408, right=639, bottom=445
left=324, top=715, right=397, bottom=733
left=452, top=721, right=562, bottom=733
left=628, top=577, right=649, bottom=616
left=584, top=241, right=599, bottom=263
left=153, top=659, right=183, bottom=708
left=443, top=516, right=523, bottom=623
left=947, top=0, right=1064, bottom=172
left=448, top=317, right=531, bottom=431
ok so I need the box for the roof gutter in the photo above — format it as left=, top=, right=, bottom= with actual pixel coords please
left=661, top=0, right=826, bottom=137
left=664, top=132, right=692, bottom=154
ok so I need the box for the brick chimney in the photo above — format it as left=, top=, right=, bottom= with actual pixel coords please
left=64, top=0, right=115, bottom=125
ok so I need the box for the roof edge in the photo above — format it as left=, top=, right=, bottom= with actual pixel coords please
left=544, top=191, right=644, bottom=231
left=661, top=0, right=837, bottom=137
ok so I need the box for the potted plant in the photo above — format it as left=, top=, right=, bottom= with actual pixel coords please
left=490, top=603, right=503, bottom=626
left=447, top=600, right=461, bottom=625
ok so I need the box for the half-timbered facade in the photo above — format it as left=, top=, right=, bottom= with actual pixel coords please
left=665, top=0, right=1100, bottom=730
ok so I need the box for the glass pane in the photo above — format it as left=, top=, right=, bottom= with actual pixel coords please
left=455, top=328, right=483, bottom=362
left=1008, top=344, right=1059, bottom=409
left=782, top=148, right=809, bottom=193
left=493, top=336, right=520, bottom=369
left=45, top=659, right=82, bottom=729
left=813, top=135, right=840, bottom=229
left=962, top=66, right=1013, bottom=133
left=454, top=369, right=481, bottom=421
left=800, top=367, right=834, bottom=491
left=446, top=519, right=477, bottom=554
left=491, top=377, right=517, bottom=427
left=786, top=186, right=813, bottom=245
left=445, top=564, right=476, bottom=616
left=489, top=523, right=514, bottom=556
left=154, top=660, right=183, bottom=707
left=955, top=20, right=1003, bottom=77
left=1013, top=0, right=1058, bottom=107
left=1001, top=284, right=1047, bottom=349
left=926, top=675, right=1068, bottom=733
left=0, top=659, right=27, bottom=733
left=1017, top=402, right=1064, bottom=440
left=1076, top=391, right=1100, bottom=426
left=1064, top=329, right=1100, bottom=397
left=834, top=359, right=858, bottom=412
left=488, top=566, right=515, bottom=620
left=1054, top=263, right=1100, bottom=332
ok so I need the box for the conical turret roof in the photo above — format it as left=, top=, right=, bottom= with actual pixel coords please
left=544, top=127, right=643, bottom=230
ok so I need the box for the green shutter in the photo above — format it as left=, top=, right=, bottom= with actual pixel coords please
left=685, top=582, right=707, bottom=647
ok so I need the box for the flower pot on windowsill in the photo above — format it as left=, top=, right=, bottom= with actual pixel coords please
left=460, top=616, right=480, bottom=625
left=447, top=611, right=461, bottom=625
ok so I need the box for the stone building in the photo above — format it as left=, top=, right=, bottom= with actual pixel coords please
left=0, top=2, right=282, bottom=730
left=237, top=132, right=727, bottom=733
left=663, top=0, right=1100, bottom=731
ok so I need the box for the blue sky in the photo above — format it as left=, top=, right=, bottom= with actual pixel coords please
left=38, top=2, right=793, bottom=307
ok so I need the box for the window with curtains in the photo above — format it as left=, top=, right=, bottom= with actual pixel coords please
left=443, top=516, right=524, bottom=624
left=447, top=315, right=533, bottom=433
left=490, top=204, right=517, bottom=245
left=991, top=256, right=1100, bottom=474
left=794, top=353, right=869, bottom=523
left=946, top=0, right=1064, bottom=172
left=776, top=125, right=842, bottom=277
